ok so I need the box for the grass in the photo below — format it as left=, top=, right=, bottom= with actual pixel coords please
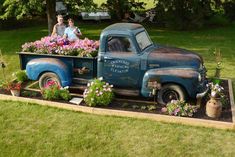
left=1, top=100, right=235, bottom=157
left=0, top=22, right=235, bottom=156
left=94, top=0, right=156, bottom=9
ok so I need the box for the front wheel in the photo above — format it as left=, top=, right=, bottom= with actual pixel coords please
left=39, top=72, right=61, bottom=89
left=157, top=84, right=186, bottom=105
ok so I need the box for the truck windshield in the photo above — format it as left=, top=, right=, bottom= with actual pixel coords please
left=136, top=31, right=153, bottom=51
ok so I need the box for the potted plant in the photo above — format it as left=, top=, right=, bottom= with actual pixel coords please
left=2, top=81, right=22, bottom=96
left=206, top=82, right=224, bottom=118
left=8, top=81, right=22, bottom=96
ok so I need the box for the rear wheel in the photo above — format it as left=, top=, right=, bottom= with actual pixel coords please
left=157, top=84, right=186, bottom=105
left=39, top=72, right=61, bottom=89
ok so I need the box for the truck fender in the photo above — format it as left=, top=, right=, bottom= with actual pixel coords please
left=141, top=68, right=200, bottom=98
left=26, top=58, right=72, bottom=87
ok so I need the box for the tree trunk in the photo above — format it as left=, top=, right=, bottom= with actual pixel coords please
left=46, top=0, right=56, bottom=35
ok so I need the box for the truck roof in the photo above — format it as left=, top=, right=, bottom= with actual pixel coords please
left=103, top=23, right=143, bottom=31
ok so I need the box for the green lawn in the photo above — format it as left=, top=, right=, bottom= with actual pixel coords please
left=0, top=23, right=235, bottom=156
left=1, top=100, right=235, bottom=157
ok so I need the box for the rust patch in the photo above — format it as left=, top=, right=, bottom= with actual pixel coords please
left=149, top=47, right=202, bottom=62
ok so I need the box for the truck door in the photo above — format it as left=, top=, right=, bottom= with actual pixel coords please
left=100, top=36, right=141, bottom=88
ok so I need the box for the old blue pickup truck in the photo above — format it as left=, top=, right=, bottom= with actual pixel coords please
left=19, top=23, right=208, bottom=104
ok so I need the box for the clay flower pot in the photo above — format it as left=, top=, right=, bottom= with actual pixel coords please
left=10, top=89, right=20, bottom=97
left=206, top=97, right=222, bottom=118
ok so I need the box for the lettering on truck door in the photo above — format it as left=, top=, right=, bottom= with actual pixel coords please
left=102, top=36, right=141, bottom=88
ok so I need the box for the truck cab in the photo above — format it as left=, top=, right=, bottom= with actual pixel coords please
left=98, top=23, right=207, bottom=104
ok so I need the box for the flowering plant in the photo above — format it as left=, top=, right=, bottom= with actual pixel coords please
left=207, top=82, right=224, bottom=98
left=41, top=81, right=71, bottom=101
left=83, top=78, right=114, bottom=107
left=161, top=100, right=198, bottom=117
left=22, top=36, right=99, bottom=57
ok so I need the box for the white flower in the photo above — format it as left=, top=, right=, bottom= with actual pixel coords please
left=64, top=86, right=69, bottom=89
left=98, top=77, right=103, bottom=81
left=110, top=85, right=113, bottom=88
left=211, top=91, right=216, bottom=97
left=87, top=83, right=90, bottom=87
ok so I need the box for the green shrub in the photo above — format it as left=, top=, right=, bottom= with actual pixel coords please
left=161, top=100, right=198, bottom=117
left=14, top=70, right=28, bottom=82
left=154, top=0, right=215, bottom=30
left=206, top=14, right=229, bottom=26
left=83, top=78, right=114, bottom=107
left=101, top=0, right=146, bottom=20
left=59, top=89, right=72, bottom=101
left=41, top=85, right=71, bottom=101
left=223, top=0, right=235, bottom=22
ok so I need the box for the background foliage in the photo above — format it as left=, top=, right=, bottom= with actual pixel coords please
left=153, top=0, right=235, bottom=30
left=1, top=0, right=235, bottom=30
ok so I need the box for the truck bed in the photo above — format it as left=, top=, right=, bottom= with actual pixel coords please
left=19, top=52, right=97, bottom=85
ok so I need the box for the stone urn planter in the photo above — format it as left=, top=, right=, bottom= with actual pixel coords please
left=10, top=89, right=20, bottom=97
left=206, top=97, right=222, bottom=118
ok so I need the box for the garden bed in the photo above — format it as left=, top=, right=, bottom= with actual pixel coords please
left=0, top=79, right=234, bottom=130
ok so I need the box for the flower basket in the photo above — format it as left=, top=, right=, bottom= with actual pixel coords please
left=3, top=81, right=22, bottom=96
left=10, top=89, right=21, bottom=97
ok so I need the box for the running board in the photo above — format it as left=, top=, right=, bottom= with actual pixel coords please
left=70, top=85, right=140, bottom=97
left=113, top=88, right=139, bottom=97
left=72, top=78, right=89, bottom=85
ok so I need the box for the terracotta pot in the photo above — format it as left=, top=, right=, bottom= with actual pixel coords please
left=10, top=89, right=20, bottom=97
left=206, top=97, right=222, bottom=118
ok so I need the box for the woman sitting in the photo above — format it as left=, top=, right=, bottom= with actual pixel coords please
left=63, top=18, right=82, bottom=41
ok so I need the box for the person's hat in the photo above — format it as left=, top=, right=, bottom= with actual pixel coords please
left=57, top=15, right=63, bottom=19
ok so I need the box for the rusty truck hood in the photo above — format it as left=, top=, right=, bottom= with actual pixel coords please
left=147, top=46, right=203, bottom=69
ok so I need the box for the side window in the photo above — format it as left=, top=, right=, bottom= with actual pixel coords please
left=107, top=36, right=134, bottom=53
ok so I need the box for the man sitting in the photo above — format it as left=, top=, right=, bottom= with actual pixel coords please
left=51, top=15, right=66, bottom=37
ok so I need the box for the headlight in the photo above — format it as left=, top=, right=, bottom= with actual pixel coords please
left=198, top=73, right=202, bottom=82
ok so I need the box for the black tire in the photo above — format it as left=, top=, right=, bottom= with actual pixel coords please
left=157, top=84, right=186, bottom=105
left=39, top=72, right=61, bottom=89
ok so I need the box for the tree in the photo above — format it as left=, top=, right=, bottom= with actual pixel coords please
left=154, top=0, right=218, bottom=30
left=223, top=0, right=235, bottom=22
left=101, top=0, right=146, bottom=20
left=46, top=0, right=56, bottom=34
left=0, top=0, right=95, bottom=34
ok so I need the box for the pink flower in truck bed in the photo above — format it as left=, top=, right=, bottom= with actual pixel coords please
left=22, top=36, right=99, bottom=57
